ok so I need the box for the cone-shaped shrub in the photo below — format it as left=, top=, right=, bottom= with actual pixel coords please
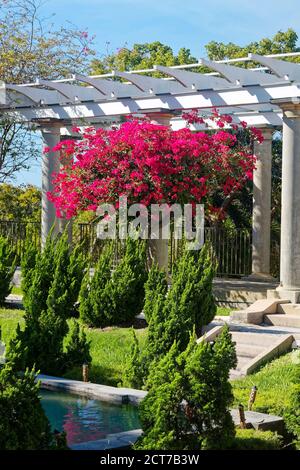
left=143, top=263, right=168, bottom=323
left=79, top=242, right=114, bottom=326
left=8, top=230, right=89, bottom=375
left=64, top=319, right=91, bottom=368
left=122, top=328, right=144, bottom=389
left=141, top=242, right=217, bottom=382
left=0, top=362, right=66, bottom=450
left=136, top=326, right=237, bottom=450
left=0, top=237, right=16, bottom=305
left=21, top=227, right=39, bottom=299
left=80, top=238, right=147, bottom=327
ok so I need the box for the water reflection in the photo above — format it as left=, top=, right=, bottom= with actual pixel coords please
left=40, top=389, right=140, bottom=445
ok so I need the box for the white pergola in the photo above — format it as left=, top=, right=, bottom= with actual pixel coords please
left=1, top=52, right=300, bottom=301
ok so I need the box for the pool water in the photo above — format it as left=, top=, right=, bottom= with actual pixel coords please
left=40, top=389, right=140, bottom=445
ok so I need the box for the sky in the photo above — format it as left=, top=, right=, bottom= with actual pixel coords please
left=15, top=0, right=300, bottom=187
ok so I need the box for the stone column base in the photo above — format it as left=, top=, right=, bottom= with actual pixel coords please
left=268, top=286, right=300, bottom=303
left=242, top=272, right=277, bottom=283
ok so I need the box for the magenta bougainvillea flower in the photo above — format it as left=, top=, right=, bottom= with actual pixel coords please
left=47, top=110, right=261, bottom=220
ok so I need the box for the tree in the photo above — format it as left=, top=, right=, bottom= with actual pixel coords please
left=143, top=263, right=168, bottom=323
left=122, top=328, right=144, bottom=390
left=9, top=231, right=89, bottom=374
left=80, top=237, right=147, bottom=327
left=20, top=226, right=39, bottom=296
left=0, top=184, right=41, bottom=221
left=0, top=236, right=16, bottom=305
left=91, top=41, right=196, bottom=76
left=0, top=363, right=66, bottom=449
left=0, top=0, right=95, bottom=181
left=48, top=113, right=259, bottom=222
left=136, top=327, right=237, bottom=450
left=205, top=29, right=299, bottom=62
left=64, top=319, right=91, bottom=369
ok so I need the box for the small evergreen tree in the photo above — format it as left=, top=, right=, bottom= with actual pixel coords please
left=136, top=326, right=237, bottom=450
left=0, top=363, right=66, bottom=450
left=123, top=328, right=144, bottom=389
left=181, top=325, right=237, bottom=449
left=143, top=263, right=168, bottom=323
left=141, top=242, right=217, bottom=383
left=8, top=230, right=90, bottom=375
left=20, top=226, right=39, bottom=299
left=64, top=319, right=91, bottom=368
left=135, top=341, right=187, bottom=450
left=79, top=242, right=114, bottom=326
left=80, top=238, right=147, bottom=327
left=0, top=236, right=16, bottom=305
left=23, top=232, right=56, bottom=318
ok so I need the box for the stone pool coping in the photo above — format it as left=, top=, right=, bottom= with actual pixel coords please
left=37, top=374, right=147, bottom=405
left=70, top=429, right=143, bottom=451
left=38, top=374, right=285, bottom=450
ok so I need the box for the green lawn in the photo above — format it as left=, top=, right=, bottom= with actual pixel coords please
left=0, top=307, right=24, bottom=344
left=64, top=326, right=148, bottom=386
left=216, top=306, right=232, bottom=316
left=232, top=351, right=300, bottom=447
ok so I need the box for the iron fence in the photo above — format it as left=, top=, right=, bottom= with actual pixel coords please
left=0, top=220, right=40, bottom=262
left=0, top=219, right=280, bottom=278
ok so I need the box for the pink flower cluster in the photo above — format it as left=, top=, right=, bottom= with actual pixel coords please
left=48, top=110, right=260, bottom=220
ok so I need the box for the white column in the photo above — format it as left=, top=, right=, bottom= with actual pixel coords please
left=41, top=122, right=61, bottom=248
left=276, top=101, right=300, bottom=302
left=146, top=112, right=173, bottom=272
left=248, top=127, right=274, bottom=281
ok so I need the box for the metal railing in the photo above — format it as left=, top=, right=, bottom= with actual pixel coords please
left=77, top=222, right=255, bottom=278
left=0, top=220, right=40, bottom=262
left=0, top=220, right=280, bottom=279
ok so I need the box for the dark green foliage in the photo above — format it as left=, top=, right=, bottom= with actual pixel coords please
left=136, top=326, right=237, bottom=450
left=139, top=243, right=217, bottom=383
left=8, top=230, right=89, bottom=375
left=64, top=319, right=91, bottom=368
left=79, top=242, right=114, bottom=326
left=143, top=263, right=168, bottom=323
left=0, top=363, right=66, bottom=450
left=122, top=328, right=144, bottom=389
left=181, top=326, right=237, bottom=449
left=80, top=238, right=147, bottom=327
left=0, top=236, right=16, bottom=305
left=20, top=226, right=39, bottom=298
left=23, top=232, right=56, bottom=318
left=135, top=341, right=185, bottom=450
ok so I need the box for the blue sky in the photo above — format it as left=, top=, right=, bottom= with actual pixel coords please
left=16, top=0, right=300, bottom=187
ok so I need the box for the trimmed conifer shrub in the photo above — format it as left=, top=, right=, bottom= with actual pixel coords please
left=20, top=227, right=39, bottom=299
left=80, top=238, right=147, bottom=327
left=8, top=230, right=89, bottom=375
left=138, top=242, right=217, bottom=384
left=0, top=363, right=66, bottom=450
left=135, top=326, right=237, bottom=450
left=143, top=263, right=168, bottom=323
left=64, top=319, right=91, bottom=368
left=122, top=328, right=144, bottom=389
left=0, top=236, right=16, bottom=305
left=79, top=242, right=114, bottom=326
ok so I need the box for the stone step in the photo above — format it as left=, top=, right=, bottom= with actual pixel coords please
left=236, top=355, right=250, bottom=370
left=230, top=299, right=290, bottom=325
left=235, top=343, right=266, bottom=358
left=277, top=303, right=300, bottom=315
left=230, top=331, right=279, bottom=347
left=264, top=314, right=300, bottom=328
